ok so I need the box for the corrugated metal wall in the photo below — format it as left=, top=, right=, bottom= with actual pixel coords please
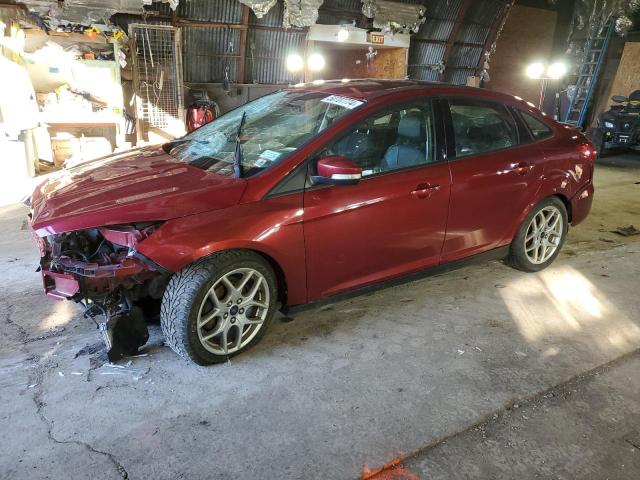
left=115, top=0, right=510, bottom=86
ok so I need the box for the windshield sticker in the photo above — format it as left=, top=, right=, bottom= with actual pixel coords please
left=255, top=150, right=281, bottom=167
left=321, top=95, right=364, bottom=110
left=258, top=150, right=281, bottom=161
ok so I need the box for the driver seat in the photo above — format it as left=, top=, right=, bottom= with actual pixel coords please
left=382, top=112, right=425, bottom=170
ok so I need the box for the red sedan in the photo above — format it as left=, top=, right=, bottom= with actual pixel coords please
left=28, top=80, right=596, bottom=364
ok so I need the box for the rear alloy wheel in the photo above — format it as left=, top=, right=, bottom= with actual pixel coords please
left=509, top=197, right=568, bottom=272
left=161, top=251, right=277, bottom=365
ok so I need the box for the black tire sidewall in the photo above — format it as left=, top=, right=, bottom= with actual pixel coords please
left=188, top=257, right=276, bottom=363
left=162, top=252, right=278, bottom=365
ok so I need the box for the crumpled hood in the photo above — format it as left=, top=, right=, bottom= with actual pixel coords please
left=30, top=147, right=246, bottom=236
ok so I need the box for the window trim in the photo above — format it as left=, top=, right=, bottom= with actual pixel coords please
left=516, top=108, right=556, bottom=143
left=442, top=96, right=525, bottom=161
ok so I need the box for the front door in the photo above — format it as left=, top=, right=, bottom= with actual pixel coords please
left=302, top=101, right=451, bottom=301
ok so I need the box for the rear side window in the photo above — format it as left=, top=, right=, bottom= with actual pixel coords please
left=520, top=111, right=554, bottom=140
left=448, top=99, right=518, bottom=157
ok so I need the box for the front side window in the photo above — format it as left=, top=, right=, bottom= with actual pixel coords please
left=520, top=111, right=554, bottom=140
left=448, top=99, right=518, bottom=157
left=166, top=90, right=362, bottom=177
left=318, top=102, right=435, bottom=177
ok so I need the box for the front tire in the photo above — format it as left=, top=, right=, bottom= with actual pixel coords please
left=509, top=197, right=568, bottom=272
left=161, top=251, right=278, bottom=365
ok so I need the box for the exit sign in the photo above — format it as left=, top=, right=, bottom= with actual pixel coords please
left=368, top=32, right=385, bottom=44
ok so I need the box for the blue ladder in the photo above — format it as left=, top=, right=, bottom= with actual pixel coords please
left=564, top=18, right=615, bottom=127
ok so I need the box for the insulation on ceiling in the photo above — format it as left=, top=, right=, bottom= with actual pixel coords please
left=371, top=0, right=426, bottom=35
left=283, top=0, right=325, bottom=27
left=549, top=0, right=640, bottom=38
left=361, top=0, right=377, bottom=18
left=238, top=0, right=324, bottom=26
left=238, top=0, right=278, bottom=18
left=21, top=0, right=179, bottom=24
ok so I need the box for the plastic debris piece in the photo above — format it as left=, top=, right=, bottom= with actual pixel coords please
left=99, top=367, right=150, bottom=381
left=457, top=349, right=465, bottom=355
left=105, top=363, right=126, bottom=369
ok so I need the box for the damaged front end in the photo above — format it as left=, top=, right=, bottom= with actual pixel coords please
left=35, top=223, right=169, bottom=361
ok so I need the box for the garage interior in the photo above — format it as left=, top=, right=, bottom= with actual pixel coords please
left=1, top=0, right=640, bottom=479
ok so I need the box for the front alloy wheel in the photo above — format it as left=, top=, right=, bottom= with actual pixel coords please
left=161, top=251, right=278, bottom=365
left=196, top=268, right=270, bottom=355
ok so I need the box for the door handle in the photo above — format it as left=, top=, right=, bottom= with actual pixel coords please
left=411, top=183, right=440, bottom=199
left=513, top=162, right=532, bottom=176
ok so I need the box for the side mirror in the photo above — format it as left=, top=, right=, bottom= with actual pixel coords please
left=612, top=95, right=628, bottom=103
left=311, top=156, right=362, bottom=186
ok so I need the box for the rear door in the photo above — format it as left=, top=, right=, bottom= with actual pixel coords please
left=440, top=97, right=544, bottom=262
left=302, top=100, right=451, bottom=300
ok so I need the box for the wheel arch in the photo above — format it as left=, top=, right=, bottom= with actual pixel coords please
left=198, top=247, right=290, bottom=308
left=507, top=189, right=572, bottom=245
left=552, top=193, right=572, bottom=223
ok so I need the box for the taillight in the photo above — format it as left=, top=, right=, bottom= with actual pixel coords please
left=577, top=142, right=596, bottom=181
left=578, top=143, right=597, bottom=162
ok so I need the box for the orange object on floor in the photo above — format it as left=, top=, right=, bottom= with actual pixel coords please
left=362, top=458, right=420, bottom=480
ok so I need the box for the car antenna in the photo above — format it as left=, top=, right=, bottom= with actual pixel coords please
left=234, top=110, right=247, bottom=178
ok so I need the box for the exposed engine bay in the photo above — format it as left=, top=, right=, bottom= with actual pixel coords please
left=36, top=223, right=169, bottom=361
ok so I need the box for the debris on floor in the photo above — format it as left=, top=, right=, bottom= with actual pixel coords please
left=361, top=459, right=420, bottom=480
left=611, top=225, right=640, bottom=237
left=97, top=360, right=150, bottom=381
left=74, top=342, right=104, bottom=358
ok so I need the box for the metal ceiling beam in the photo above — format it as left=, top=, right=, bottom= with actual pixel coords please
left=438, top=0, right=473, bottom=82
left=475, top=0, right=515, bottom=76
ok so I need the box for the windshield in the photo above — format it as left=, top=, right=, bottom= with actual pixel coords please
left=167, top=90, right=364, bottom=177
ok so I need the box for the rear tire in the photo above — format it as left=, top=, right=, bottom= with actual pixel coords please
left=161, top=251, right=278, bottom=365
left=508, top=197, right=568, bottom=272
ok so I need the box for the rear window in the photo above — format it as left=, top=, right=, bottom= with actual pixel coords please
left=520, top=111, right=554, bottom=140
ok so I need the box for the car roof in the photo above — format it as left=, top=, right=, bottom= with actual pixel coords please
left=288, top=79, right=532, bottom=108
left=288, top=79, right=441, bottom=99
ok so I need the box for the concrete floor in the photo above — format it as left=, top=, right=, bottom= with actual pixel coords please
left=1, top=154, right=639, bottom=480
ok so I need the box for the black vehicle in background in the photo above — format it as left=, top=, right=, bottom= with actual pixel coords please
left=592, top=90, right=640, bottom=156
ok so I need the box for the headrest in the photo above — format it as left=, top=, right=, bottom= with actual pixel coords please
left=398, top=112, right=422, bottom=140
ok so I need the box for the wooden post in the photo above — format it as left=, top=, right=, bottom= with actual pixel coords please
left=238, top=5, right=250, bottom=84
left=439, top=0, right=472, bottom=82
